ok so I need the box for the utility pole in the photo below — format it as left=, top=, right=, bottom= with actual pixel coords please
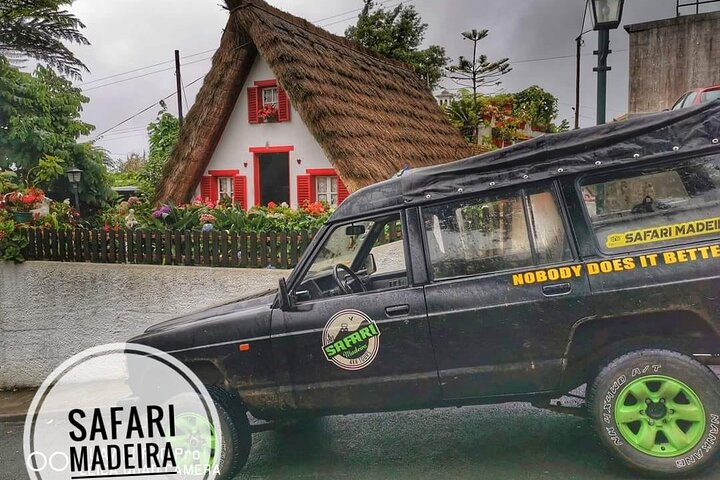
left=574, top=36, right=582, bottom=130
left=175, top=50, right=184, bottom=127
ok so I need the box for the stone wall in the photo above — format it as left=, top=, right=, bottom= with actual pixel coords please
left=625, top=12, right=720, bottom=113
left=0, top=261, right=288, bottom=388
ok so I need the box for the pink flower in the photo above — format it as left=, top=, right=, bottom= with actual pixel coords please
left=199, top=213, right=216, bottom=224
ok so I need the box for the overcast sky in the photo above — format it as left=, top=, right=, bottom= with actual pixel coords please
left=63, top=0, right=716, bottom=162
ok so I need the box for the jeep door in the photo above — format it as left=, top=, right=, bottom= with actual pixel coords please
left=421, top=183, right=594, bottom=399
left=272, top=210, right=440, bottom=413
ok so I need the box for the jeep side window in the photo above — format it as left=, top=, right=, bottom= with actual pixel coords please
left=580, top=156, right=720, bottom=253
left=295, top=213, right=407, bottom=300
left=422, top=187, right=571, bottom=280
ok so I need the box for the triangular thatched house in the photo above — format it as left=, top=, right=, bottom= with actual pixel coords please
left=154, top=0, right=471, bottom=208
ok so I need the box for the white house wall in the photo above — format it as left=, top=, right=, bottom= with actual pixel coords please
left=200, top=56, right=332, bottom=208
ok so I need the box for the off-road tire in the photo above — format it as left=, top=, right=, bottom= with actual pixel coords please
left=207, top=386, right=252, bottom=479
left=588, top=349, right=720, bottom=477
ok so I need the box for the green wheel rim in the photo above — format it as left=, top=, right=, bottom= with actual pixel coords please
left=170, top=412, right=217, bottom=469
left=614, top=375, right=706, bottom=458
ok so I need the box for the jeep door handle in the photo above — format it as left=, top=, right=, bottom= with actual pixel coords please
left=385, top=304, right=410, bottom=317
left=542, top=283, right=572, bottom=297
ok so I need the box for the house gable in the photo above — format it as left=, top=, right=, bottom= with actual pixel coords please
left=154, top=0, right=471, bottom=206
left=200, top=56, right=347, bottom=209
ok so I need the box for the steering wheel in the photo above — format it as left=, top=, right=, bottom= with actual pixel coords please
left=333, top=263, right=367, bottom=294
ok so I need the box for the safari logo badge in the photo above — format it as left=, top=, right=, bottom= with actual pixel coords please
left=322, top=309, right=380, bottom=371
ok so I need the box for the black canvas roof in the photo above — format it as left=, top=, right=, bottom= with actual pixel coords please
left=332, top=100, right=720, bottom=222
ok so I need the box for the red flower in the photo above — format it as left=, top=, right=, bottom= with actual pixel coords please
left=302, top=201, right=326, bottom=216
left=267, top=201, right=277, bottom=210
left=257, top=104, right=279, bottom=122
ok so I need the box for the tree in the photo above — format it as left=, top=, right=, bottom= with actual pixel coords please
left=0, top=58, right=113, bottom=206
left=513, top=85, right=559, bottom=131
left=447, top=29, right=511, bottom=143
left=447, top=30, right=511, bottom=94
left=109, top=153, right=146, bottom=187
left=139, top=103, right=179, bottom=199
left=0, top=0, right=89, bottom=79
left=444, top=90, right=481, bottom=142
left=345, top=0, right=448, bottom=89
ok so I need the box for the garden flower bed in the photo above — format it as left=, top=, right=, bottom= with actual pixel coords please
left=2, top=196, right=335, bottom=267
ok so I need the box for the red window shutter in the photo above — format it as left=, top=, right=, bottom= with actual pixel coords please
left=200, top=176, right=212, bottom=201
left=248, top=87, right=259, bottom=124
left=337, top=177, right=350, bottom=204
left=278, top=86, right=290, bottom=122
left=297, top=175, right=311, bottom=206
left=233, top=175, right=247, bottom=209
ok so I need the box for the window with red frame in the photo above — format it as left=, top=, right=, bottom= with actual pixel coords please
left=247, top=80, right=290, bottom=124
left=200, top=172, right=247, bottom=209
left=315, top=176, right=338, bottom=206
left=297, top=170, right=349, bottom=206
left=217, top=177, right=233, bottom=202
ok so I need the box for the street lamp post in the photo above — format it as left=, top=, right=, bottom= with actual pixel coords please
left=66, top=166, right=83, bottom=214
left=591, top=0, right=625, bottom=125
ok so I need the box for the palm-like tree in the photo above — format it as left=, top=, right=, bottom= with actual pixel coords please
left=0, top=0, right=89, bottom=79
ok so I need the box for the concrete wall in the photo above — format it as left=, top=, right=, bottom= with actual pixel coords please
left=625, top=12, right=720, bottom=113
left=202, top=56, right=334, bottom=208
left=0, top=262, right=288, bottom=388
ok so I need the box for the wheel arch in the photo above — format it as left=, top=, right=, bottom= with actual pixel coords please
left=561, top=311, right=720, bottom=391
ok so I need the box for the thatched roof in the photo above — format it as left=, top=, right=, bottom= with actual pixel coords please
left=154, top=0, right=472, bottom=204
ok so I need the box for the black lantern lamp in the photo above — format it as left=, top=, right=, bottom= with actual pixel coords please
left=66, top=166, right=82, bottom=213
left=591, top=0, right=625, bottom=125
left=591, top=0, right=625, bottom=30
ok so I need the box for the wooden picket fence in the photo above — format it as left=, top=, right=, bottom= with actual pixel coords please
left=20, top=228, right=318, bottom=269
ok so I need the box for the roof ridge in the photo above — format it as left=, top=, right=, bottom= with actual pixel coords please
left=235, top=0, right=417, bottom=74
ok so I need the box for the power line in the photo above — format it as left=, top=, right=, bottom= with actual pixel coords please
left=83, top=56, right=212, bottom=92
left=100, top=133, right=149, bottom=142
left=94, top=91, right=178, bottom=140
left=310, top=0, right=399, bottom=24
left=510, top=49, right=627, bottom=66
left=94, top=67, right=211, bottom=141
left=319, top=0, right=407, bottom=29
left=78, top=48, right=216, bottom=87
left=85, top=1, right=405, bottom=98
left=182, top=80, right=190, bottom=110
left=84, top=0, right=395, bottom=94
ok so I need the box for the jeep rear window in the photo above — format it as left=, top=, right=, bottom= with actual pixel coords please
left=580, top=156, right=720, bottom=253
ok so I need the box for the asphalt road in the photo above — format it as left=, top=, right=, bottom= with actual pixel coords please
left=5, top=401, right=716, bottom=480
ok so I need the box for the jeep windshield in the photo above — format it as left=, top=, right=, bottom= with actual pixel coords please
left=305, top=220, right=375, bottom=278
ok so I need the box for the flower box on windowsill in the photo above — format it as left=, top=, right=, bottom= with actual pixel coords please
left=261, top=116, right=278, bottom=124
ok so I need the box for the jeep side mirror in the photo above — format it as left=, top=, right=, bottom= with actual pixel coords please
left=278, top=278, right=294, bottom=311
left=364, top=253, right=377, bottom=275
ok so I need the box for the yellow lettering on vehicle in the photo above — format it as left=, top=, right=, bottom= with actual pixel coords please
left=511, top=265, right=583, bottom=286
left=511, top=243, right=720, bottom=286
left=585, top=257, right=635, bottom=275
left=606, top=217, right=720, bottom=249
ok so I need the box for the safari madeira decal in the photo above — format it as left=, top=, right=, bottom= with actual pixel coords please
left=322, top=309, right=380, bottom=371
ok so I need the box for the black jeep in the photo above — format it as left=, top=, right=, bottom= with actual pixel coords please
left=131, top=102, right=720, bottom=478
